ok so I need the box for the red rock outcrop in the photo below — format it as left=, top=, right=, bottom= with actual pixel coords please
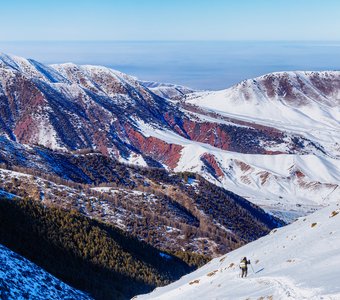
left=124, top=125, right=183, bottom=169
left=14, top=115, right=38, bottom=144
left=200, top=153, right=224, bottom=178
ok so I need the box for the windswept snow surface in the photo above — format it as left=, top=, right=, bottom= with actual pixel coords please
left=0, top=244, right=92, bottom=300
left=185, top=71, right=340, bottom=157
left=179, top=148, right=339, bottom=222
left=137, top=200, right=340, bottom=300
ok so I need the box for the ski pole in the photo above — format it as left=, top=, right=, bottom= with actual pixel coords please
left=250, top=263, right=255, bottom=274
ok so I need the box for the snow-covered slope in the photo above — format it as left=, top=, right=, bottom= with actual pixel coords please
left=0, top=243, right=91, bottom=299
left=137, top=200, right=340, bottom=300
left=185, top=71, right=340, bottom=157
left=172, top=71, right=340, bottom=220
left=137, top=121, right=340, bottom=222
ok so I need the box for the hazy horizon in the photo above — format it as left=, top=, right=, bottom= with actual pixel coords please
left=1, top=40, right=340, bottom=90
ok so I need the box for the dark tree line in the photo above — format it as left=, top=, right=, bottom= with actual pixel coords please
left=0, top=198, right=198, bottom=300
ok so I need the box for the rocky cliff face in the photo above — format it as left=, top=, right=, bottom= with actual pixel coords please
left=0, top=54, right=327, bottom=163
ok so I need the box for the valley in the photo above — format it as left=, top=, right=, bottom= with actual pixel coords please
left=0, top=52, right=339, bottom=299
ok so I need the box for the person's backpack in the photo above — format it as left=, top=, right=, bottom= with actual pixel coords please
left=239, top=260, right=246, bottom=269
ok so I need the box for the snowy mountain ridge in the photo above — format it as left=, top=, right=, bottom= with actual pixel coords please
left=185, top=71, right=340, bottom=152
left=137, top=199, right=340, bottom=300
left=0, top=52, right=339, bottom=221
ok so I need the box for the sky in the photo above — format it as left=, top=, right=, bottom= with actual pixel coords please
left=1, top=0, right=340, bottom=41
left=1, top=1, right=340, bottom=89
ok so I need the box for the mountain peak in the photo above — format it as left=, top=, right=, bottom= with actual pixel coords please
left=233, top=70, right=340, bottom=107
left=0, top=52, right=29, bottom=71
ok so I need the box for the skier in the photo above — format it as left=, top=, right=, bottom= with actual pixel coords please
left=239, top=257, right=250, bottom=278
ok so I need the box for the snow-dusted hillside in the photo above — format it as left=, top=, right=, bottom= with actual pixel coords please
left=0, top=156, right=284, bottom=258
left=0, top=243, right=91, bottom=299
left=137, top=200, right=340, bottom=300
left=0, top=52, right=339, bottom=221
